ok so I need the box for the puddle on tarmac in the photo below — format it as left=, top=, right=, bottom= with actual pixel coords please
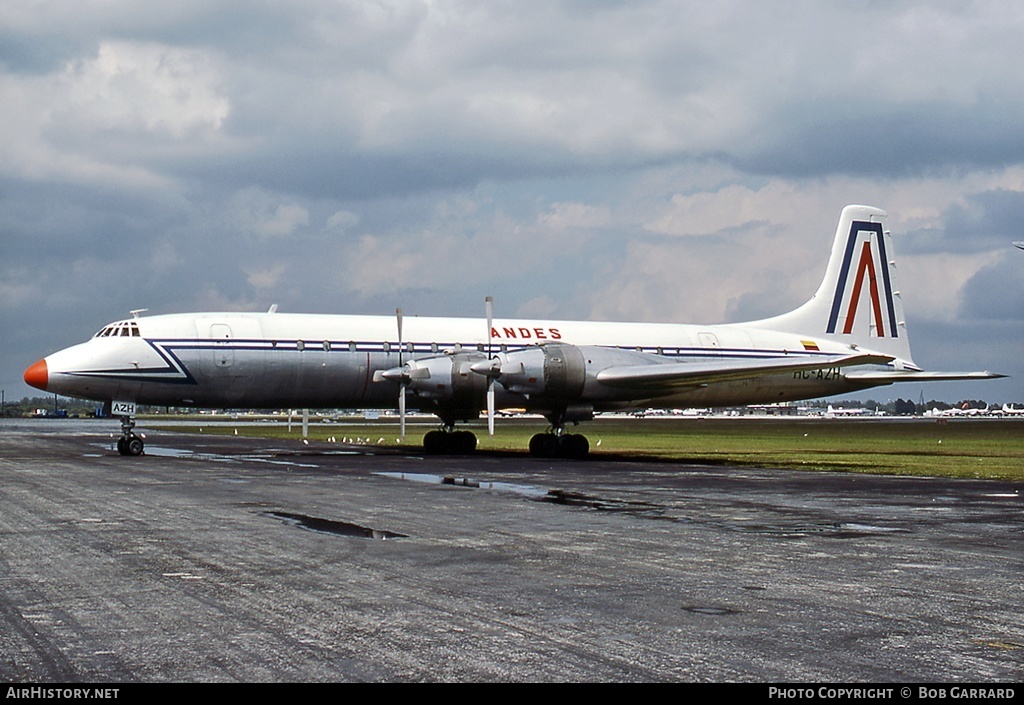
left=264, top=511, right=407, bottom=540
left=96, top=443, right=322, bottom=468
left=379, top=472, right=909, bottom=539
left=377, top=471, right=548, bottom=499
left=376, top=471, right=659, bottom=512
left=682, top=605, right=741, bottom=616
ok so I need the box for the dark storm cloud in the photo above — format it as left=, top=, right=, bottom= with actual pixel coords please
left=0, top=31, right=93, bottom=73
left=733, top=100, right=1024, bottom=179
left=959, top=254, right=1024, bottom=322
left=940, top=190, right=1024, bottom=252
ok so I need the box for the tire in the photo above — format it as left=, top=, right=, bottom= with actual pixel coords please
left=126, top=437, right=145, bottom=456
left=529, top=433, right=559, bottom=458
left=454, top=431, right=477, bottom=454
left=423, top=430, right=446, bottom=454
left=561, top=434, right=589, bottom=460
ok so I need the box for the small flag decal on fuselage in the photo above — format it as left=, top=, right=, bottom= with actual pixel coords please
left=801, top=340, right=820, bottom=351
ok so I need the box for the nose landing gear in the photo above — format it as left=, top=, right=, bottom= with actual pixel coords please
left=116, top=415, right=145, bottom=456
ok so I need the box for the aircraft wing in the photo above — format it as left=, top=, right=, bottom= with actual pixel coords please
left=595, top=353, right=894, bottom=391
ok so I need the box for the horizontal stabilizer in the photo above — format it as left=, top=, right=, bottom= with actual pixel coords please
left=844, top=370, right=1007, bottom=383
left=596, top=353, right=893, bottom=390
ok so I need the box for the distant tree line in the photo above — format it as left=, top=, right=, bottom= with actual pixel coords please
left=1, top=395, right=104, bottom=418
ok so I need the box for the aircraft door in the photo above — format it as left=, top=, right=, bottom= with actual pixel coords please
left=210, top=323, right=234, bottom=368
left=698, top=332, right=721, bottom=354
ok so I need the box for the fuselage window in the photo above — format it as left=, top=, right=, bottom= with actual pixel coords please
left=348, top=341, right=357, bottom=353
left=430, top=343, right=438, bottom=354
left=296, top=340, right=305, bottom=351
left=323, top=340, right=331, bottom=351
left=383, top=342, right=391, bottom=353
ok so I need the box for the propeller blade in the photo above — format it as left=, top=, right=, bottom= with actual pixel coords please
left=396, top=307, right=406, bottom=441
left=485, top=296, right=495, bottom=437
left=487, top=383, right=495, bottom=436
left=396, top=307, right=404, bottom=365
left=399, top=383, right=406, bottom=442
left=485, top=296, right=493, bottom=356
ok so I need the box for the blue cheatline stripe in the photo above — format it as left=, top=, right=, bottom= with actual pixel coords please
left=67, top=340, right=198, bottom=385
left=153, top=338, right=838, bottom=359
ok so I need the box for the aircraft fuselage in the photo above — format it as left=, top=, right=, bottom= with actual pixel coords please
left=34, top=311, right=882, bottom=413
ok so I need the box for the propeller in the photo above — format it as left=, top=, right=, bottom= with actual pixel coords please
left=397, top=307, right=406, bottom=441
left=485, top=296, right=495, bottom=437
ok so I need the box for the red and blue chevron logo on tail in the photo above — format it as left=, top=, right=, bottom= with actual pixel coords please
left=826, top=220, right=899, bottom=338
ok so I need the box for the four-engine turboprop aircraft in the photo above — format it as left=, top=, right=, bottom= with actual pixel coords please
left=24, top=205, right=1003, bottom=458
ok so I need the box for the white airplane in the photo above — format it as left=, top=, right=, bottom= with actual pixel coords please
left=825, top=404, right=871, bottom=416
left=24, top=205, right=1003, bottom=458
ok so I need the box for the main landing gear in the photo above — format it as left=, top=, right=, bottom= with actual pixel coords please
left=528, top=431, right=590, bottom=460
left=420, top=427, right=589, bottom=458
left=422, top=427, right=478, bottom=455
left=527, top=408, right=591, bottom=459
left=116, top=415, right=145, bottom=456
left=418, top=407, right=592, bottom=459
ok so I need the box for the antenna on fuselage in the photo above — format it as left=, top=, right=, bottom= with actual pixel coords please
left=130, top=309, right=148, bottom=319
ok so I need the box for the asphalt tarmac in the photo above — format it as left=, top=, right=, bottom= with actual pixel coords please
left=1, top=419, right=1021, bottom=683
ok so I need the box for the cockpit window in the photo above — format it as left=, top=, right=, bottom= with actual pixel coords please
left=94, top=321, right=142, bottom=338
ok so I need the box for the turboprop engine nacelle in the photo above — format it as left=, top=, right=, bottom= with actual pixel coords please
left=378, top=352, right=490, bottom=405
left=481, top=342, right=671, bottom=404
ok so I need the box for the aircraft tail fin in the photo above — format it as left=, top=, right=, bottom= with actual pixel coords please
left=751, top=205, right=917, bottom=367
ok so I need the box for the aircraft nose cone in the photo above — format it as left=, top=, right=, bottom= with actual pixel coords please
left=24, top=359, right=49, bottom=391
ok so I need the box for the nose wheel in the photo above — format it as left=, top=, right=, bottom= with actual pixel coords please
left=116, top=416, right=145, bottom=456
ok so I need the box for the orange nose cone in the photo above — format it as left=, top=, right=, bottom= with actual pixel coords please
left=24, top=359, right=49, bottom=391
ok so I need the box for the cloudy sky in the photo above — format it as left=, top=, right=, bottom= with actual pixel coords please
left=3, top=0, right=1022, bottom=405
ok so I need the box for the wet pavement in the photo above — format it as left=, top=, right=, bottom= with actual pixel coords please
left=1, top=420, right=1021, bottom=682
